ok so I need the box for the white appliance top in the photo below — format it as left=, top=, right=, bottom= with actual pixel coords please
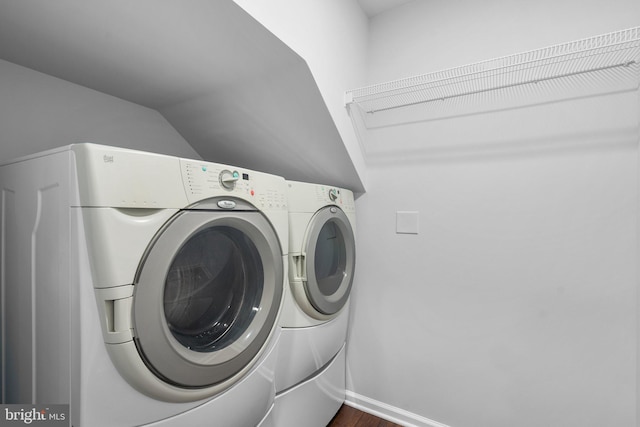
left=67, top=143, right=287, bottom=211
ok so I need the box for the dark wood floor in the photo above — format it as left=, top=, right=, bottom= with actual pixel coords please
left=327, top=405, right=402, bottom=427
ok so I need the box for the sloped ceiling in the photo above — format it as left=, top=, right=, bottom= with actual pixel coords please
left=0, top=0, right=364, bottom=192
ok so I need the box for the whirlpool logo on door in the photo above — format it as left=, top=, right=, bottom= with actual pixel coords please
left=0, top=405, right=68, bottom=426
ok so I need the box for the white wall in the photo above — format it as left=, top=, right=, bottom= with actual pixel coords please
left=0, top=60, right=199, bottom=162
left=232, top=0, right=370, bottom=191
left=349, top=91, right=638, bottom=427
left=347, top=1, right=640, bottom=426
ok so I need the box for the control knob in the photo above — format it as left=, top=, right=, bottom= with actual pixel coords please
left=219, top=170, right=239, bottom=190
left=328, top=188, right=338, bottom=202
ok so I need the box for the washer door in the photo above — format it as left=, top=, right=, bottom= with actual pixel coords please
left=303, top=206, right=356, bottom=315
left=133, top=210, right=283, bottom=388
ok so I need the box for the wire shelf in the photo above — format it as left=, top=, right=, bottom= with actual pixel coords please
left=345, top=27, right=640, bottom=114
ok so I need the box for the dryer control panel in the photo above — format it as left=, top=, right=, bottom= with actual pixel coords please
left=314, top=185, right=355, bottom=213
left=180, top=159, right=287, bottom=211
left=287, top=180, right=355, bottom=214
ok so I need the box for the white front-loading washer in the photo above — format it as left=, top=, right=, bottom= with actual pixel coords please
left=274, top=180, right=356, bottom=427
left=0, top=143, right=288, bottom=426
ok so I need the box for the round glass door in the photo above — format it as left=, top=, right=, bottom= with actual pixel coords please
left=303, top=207, right=355, bottom=315
left=133, top=210, right=283, bottom=388
left=163, top=226, right=263, bottom=353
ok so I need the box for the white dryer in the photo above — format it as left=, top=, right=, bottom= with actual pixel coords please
left=0, top=144, right=288, bottom=426
left=274, top=180, right=356, bottom=427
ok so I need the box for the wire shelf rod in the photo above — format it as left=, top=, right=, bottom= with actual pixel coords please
left=354, top=43, right=637, bottom=102
left=346, top=26, right=640, bottom=113
left=365, top=59, right=636, bottom=114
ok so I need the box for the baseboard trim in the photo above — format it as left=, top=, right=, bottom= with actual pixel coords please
left=344, top=391, right=451, bottom=427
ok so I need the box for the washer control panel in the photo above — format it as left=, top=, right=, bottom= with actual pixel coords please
left=180, top=159, right=287, bottom=211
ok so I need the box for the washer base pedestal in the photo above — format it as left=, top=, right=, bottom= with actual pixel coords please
left=273, top=345, right=346, bottom=427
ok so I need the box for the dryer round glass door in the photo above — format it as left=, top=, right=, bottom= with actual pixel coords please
left=132, top=210, right=283, bottom=388
left=303, top=206, right=356, bottom=315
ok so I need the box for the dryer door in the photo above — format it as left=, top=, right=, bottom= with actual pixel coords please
left=132, top=210, right=283, bottom=388
left=303, top=206, right=356, bottom=315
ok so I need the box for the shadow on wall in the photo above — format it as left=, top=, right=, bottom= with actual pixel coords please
left=349, top=60, right=639, bottom=167
left=361, top=87, right=639, bottom=167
